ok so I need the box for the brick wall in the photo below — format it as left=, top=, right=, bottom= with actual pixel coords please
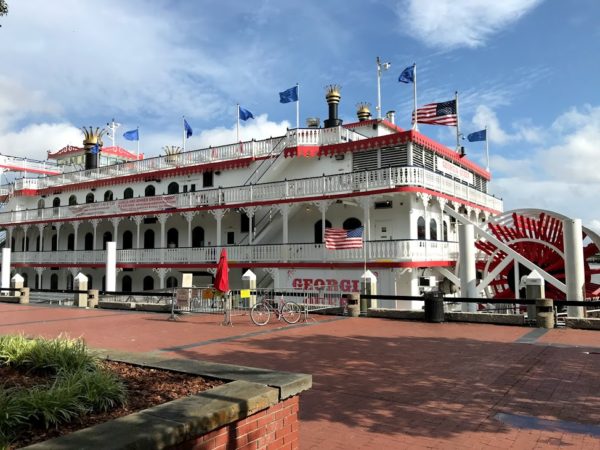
left=174, top=395, right=300, bottom=450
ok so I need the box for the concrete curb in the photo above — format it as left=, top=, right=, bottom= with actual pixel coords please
left=24, top=349, right=312, bottom=449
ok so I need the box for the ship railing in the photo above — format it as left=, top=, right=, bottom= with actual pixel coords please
left=10, top=134, right=288, bottom=191
left=0, top=155, right=64, bottom=174
left=7, top=126, right=369, bottom=192
left=242, top=134, right=289, bottom=186
left=1, top=166, right=503, bottom=225
left=10, top=240, right=459, bottom=265
left=287, top=126, right=367, bottom=147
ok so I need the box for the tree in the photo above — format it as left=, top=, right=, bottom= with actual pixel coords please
left=0, top=0, right=7, bottom=26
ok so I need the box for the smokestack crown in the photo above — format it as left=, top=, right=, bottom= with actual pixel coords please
left=357, top=102, right=372, bottom=121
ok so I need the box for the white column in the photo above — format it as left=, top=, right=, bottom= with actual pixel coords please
left=158, top=214, right=167, bottom=249
left=23, top=226, right=30, bottom=251
left=133, top=216, right=143, bottom=249
left=210, top=209, right=228, bottom=247
left=154, top=268, right=169, bottom=289
left=459, top=223, right=477, bottom=312
left=37, top=225, right=44, bottom=251
left=183, top=212, right=196, bottom=247
left=564, top=219, right=585, bottom=318
left=73, top=222, right=80, bottom=251
left=91, top=219, right=99, bottom=250
left=314, top=201, right=331, bottom=260
left=1, top=247, right=11, bottom=289
left=158, top=214, right=167, bottom=264
left=35, top=267, right=43, bottom=289
left=105, top=241, right=117, bottom=292
left=417, top=193, right=431, bottom=240
left=110, top=218, right=121, bottom=246
left=277, top=204, right=290, bottom=262
left=241, top=207, right=257, bottom=245
left=55, top=223, right=62, bottom=250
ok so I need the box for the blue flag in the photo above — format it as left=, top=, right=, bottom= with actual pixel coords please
left=398, top=65, right=415, bottom=83
left=123, top=129, right=139, bottom=141
left=90, top=143, right=99, bottom=154
left=467, top=129, right=487, bottom=142
left=279, top=86, right=299, bottom=103
left=239, top=106, right=254, bottom=121
left=184, top=119, right=193, bottom=138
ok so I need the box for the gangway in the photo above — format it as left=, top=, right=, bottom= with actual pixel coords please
left=0, top=154, right=63, bottom=176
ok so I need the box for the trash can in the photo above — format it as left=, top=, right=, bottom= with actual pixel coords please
left=347, top=293, right=360, bottom=317
left=535, top=298, right=554, bottom=328
left=424, top=292, right=445, bottom=323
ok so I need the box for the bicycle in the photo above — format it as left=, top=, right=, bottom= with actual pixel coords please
left=250, top=295, right=302, bottom=326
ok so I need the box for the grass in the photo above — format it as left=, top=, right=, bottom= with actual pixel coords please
left=0, top=335, right=127, bottom=448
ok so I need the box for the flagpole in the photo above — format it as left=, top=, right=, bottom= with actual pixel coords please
left=485, top=125, right=490, bottom=172
left=136, top=126, right=139, bottom=159
left=455, top=91, right=460, bottom=152
left=236, top=104, right=240, bottom=142
left=182, top=116, right=186, bottom=152
left=296, top=83, right=300, bottom=129
left=412, top=63, right=418, bottom=131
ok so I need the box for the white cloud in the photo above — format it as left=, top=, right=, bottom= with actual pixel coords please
left=193, top=115, right=290, bottom=148
left=490, top=104, right=600, bottom=229
left=0, top=1, right=283, bottom=125
left=0, top=77, right=60, bottom=129
left=542, top=105, right=600, bottom=183
left=471, top=105, right=543, bottom=146
left=472, top=105, right=511, bottom=145
left=396, top=0, right=544, bottom=49
left=0, top=123, right=82, bottom=161
left=123, top=115, right=291, bottom=160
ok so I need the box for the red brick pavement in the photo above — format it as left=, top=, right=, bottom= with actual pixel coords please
left=1, top=303, right=600, bottom=449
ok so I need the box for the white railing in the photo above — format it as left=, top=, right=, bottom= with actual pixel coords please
left=0, top=166, right=503, bottom=225
left=9, top=127, right=366, bottom=192
left=10, top=240, right=459, bottom=265
left=287, top=127, right=367, bottom=146
left=12, top=249, right=107, bottom=264
left=0, top=155, right=64, bottom=175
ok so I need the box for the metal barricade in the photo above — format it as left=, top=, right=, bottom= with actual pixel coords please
left=174, top=288, right=251, bottom=317
left=249, top=287, right=347, bottom=316
left=29, top=289, right=74, bottom=306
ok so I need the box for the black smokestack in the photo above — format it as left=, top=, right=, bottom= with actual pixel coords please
left=324, top=85, right=342, bottom=128
left=81, top=127, right=106, bottom=170
left=85, top=151, right=97, bottom=170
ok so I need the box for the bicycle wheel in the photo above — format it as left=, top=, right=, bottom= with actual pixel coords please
left=281, top=302, right=302, bottom=324
left=250, top=303, right=271, bottom=326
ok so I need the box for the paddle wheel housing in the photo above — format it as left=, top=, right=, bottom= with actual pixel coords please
left=476, top=209, right=600, bottom=300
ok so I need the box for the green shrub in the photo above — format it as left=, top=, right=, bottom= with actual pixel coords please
left=0, top=334, right=98, bottom=375
left=0, top=335, right=127, bottom=447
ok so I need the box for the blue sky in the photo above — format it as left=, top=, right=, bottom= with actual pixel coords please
left=1, top=0, right=599, bottom=229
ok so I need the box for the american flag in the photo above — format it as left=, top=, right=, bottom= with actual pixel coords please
left=325, top=227, right=364, bottom=250
left=414, top=100, right=457, bottom=126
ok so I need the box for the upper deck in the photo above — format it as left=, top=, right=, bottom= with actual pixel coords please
left=6, top=126, right=367, bottom=194
left=0, top=124, right=502, bottom=226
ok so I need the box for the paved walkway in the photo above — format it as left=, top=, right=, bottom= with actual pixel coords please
left=1, top=303, right=600, bottom=449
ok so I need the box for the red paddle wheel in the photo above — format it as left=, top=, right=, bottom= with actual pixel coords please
left=476, top=210, right=600, bottom=300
